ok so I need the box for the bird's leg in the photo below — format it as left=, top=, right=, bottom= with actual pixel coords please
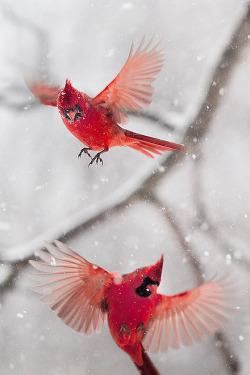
left=88, top=148, right=108, bottom=167
left=78, top=147, right=92, bottom=160
left=119, top=324, right=131, bottom=339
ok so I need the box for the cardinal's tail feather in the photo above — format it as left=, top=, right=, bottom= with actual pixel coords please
left=124, top=129, right=187, bottom=158
left=133, top=344, right=161, bottom=375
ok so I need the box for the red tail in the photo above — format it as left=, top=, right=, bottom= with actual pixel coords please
left=124, top=129, right=187, bottom=158
left=134, top=345, right=161, bottom=375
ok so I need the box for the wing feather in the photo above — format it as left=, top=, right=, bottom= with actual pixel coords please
left=92, top=36, right=164, bottom=124
left=29, top=241, right=112, bottom=335
left=27, top=79, right=61, bottom=107
left=143, top=275, right=238, bottom=352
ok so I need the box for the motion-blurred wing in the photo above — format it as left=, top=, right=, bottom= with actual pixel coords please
left=92, top=36, right=164, bottom=124
left=28, top=79, right=61, bottom=106
left=143, top=276, right=238, bottom=352
left=29, top=241, right=113, bottom=335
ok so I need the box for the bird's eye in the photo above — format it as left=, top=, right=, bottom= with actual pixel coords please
left=136, top=285, right=152, bottom=298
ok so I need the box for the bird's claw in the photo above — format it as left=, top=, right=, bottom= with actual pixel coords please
left=119, top=324, right=131, bottom=339
left=78, top=148, right=92, bottom=159
left=78, top=148, right=108, bottom=166
left=88, top=153, right=103, bottom=167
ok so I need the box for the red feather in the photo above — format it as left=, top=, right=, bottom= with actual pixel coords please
left=30, top=242, right=238, bottom=373
left=28, top=37, right=187, bottom=165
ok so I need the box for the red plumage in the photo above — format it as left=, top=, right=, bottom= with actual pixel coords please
left=30, top=241, right=237, bottom=374
left=28, top=37, right=187, bottom=165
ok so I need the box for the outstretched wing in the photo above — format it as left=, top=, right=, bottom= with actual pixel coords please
left=143, top=275, right=238, bottom=352
left=27, top=79, right=61, bottom=107
left=92, top=36, right=164, bottom=124
left=29, top=241, right=113, bottom=335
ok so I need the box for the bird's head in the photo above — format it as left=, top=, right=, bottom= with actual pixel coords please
left=58, top=80, right=87, bottom=122
left=124, top=255, right=164, bottom=298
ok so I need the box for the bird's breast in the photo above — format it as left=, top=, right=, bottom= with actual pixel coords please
left=106, top=283, right=155, bottom=346
left=59, top=103, right=124, bottom=150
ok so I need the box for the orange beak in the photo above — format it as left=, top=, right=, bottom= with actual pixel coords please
left=66, top=109, right=77, bottom=121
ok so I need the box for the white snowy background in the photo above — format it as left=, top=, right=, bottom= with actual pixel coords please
left=0, top=0, right=250, bottom=374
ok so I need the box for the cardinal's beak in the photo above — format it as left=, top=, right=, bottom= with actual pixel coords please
left=61, top=103, right=82, bottom=122
left=66, top=109, right=77, bottom=121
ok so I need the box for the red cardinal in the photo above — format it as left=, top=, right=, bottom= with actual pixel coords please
left=30, top=241, right=236, bottom=375
left=28, top=37, right=187, bottom=166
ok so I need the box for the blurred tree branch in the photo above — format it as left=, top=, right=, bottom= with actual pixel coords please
left=192, top=153, right=250, bottom=270
left=128, top=110, right=175, bottom=131
left=1, top=2, right=51, bottom=77
left=1, top=3, right=250, bottom=374
left=2, top=1, right=249, bottom=269
left=147, top=193, right=240, bottom=374
left=3, top=0, right=248, bottom=262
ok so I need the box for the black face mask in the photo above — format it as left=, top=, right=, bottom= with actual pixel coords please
left=62, top=103, right=82, bottom=121
left=135, top=276, right=159, bottom=298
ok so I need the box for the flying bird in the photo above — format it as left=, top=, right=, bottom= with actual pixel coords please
left=28, top=37, right=187, bottom=166
left=30, top=241, right=236, bottom=375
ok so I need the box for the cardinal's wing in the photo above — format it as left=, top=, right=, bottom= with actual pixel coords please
left=143, top=276, right=238, bottom=352
left=27, top=79, right=61, bottom=107
left=29, top=241, right=113, bottom=335
left=92, top=36, right=164, bottom=124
